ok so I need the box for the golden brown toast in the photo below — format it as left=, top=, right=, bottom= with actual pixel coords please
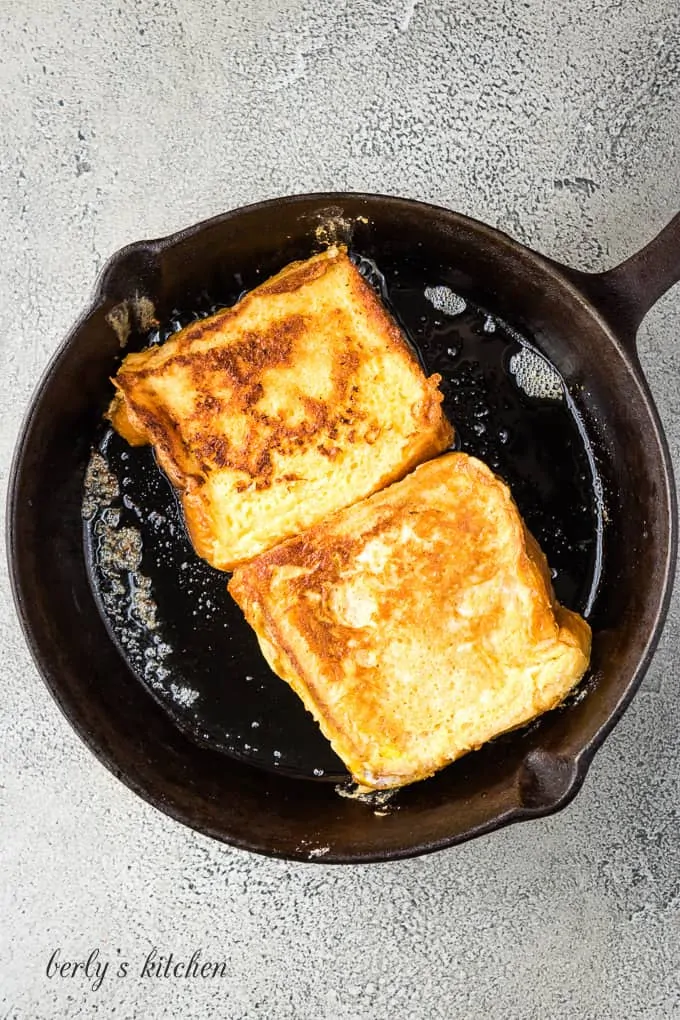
left=228, top=452, right=592, bottom=789
left=108, top=247, right=453, bottom=570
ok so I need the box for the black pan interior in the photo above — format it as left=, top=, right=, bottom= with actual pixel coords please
left=82, top=244, right=604, bottom=783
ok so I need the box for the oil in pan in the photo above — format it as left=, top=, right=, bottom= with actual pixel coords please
left=83, top=252, right=605, bottom=782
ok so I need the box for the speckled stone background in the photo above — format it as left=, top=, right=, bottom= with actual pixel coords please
left=2, top=1, right=679, bottom=1017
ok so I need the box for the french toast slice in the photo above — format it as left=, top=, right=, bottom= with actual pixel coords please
left=108, top=247, right=453, bottom=570
left=228, top=452, right=592, bottom=789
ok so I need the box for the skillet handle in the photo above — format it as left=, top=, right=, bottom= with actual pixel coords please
left=559, top=213, right=680, bottom=352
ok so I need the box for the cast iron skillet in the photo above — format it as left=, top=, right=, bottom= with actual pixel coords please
left=7, top=194, right=678, bottom=863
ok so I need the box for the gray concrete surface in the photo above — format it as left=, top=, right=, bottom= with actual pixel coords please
left=2, top=1, right=679, bottom=1017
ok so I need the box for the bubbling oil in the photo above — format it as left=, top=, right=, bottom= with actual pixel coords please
left=84, top=251, right=604, bottom=781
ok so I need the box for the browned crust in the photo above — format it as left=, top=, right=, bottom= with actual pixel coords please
left=106, top=392, right=149, bottom=446
left=107, top=247, right=454, bottom=569
left=229, top=452, right=592, bottom=788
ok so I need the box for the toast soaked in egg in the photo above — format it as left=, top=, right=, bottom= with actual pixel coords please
left=108, top=247, right=453, bottom=570
left=229, top=452, right=592, bottom=790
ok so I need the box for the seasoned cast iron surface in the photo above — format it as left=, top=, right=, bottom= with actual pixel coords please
left=84, top=251, right=603, bottom=782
